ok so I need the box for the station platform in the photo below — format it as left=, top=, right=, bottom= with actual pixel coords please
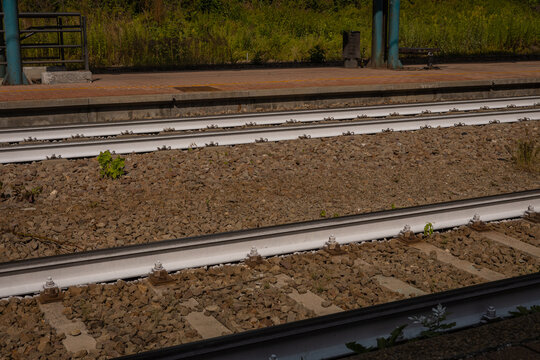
left=0, top=61, right=538, bottom=102
left=0, top=61, right=538, bottom=128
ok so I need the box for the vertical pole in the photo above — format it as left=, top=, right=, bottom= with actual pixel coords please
left=57, top=16, right=65, bottom=64
left=370, top=0, right=384, bottom=68
left=2, top=0, right=25, bottom=84
left=387, top=0, right=402, bottom=69
left=0, top=12, right=6, bottom=78
left=82, top=15, right=88, bottom=71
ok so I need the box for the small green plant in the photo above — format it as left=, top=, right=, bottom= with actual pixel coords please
left=409, top=304, right=456, bottom=338
left=346, top=324, right=406, bottom=354
left=97, top=150, right=125, bottom=179
left=391, top=203, right=396, bottom=209
left=509, top=305, right=540, bottom=317
left=12, top=185, right=42, bottom=203
left=424, top=222, right=434, bottom=236
left=333, top=213, right=340, bottom=218
left=320, top=210, right=327, bottom=217
left=505, top=139, right=539, bottom=172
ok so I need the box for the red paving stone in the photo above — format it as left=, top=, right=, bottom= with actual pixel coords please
left=0, top=61, right=538, bottom=102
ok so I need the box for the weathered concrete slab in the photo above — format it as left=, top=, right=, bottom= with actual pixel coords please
left=39, top=302, right=97, bottom=353
left=373, top=275, right=428, bottom=297
left=481, top=231, right=540, bottom=258
left=184, top=312, right=231, bottom=339
left=274, top=274, right=343, bottom=316
left=411, top=242, right=505, bottom=281
left=23, top=66, right=65, bottom=83
left=353, top=258, right=427, bottom=297
left=42, top=71, right=92, bottom=85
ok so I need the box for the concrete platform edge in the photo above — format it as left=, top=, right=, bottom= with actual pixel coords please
left=1, top=78, right=539, bottom=128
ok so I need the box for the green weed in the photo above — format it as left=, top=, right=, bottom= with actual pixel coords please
left=424, top=222, right=434, bottom=236
left=346, top=324, right=406, bottom=353
left=97, top=150, right=126, bottom=179
left=509, top=305, right=540, bottom=317
left=409, top=304, right=456, bottom=338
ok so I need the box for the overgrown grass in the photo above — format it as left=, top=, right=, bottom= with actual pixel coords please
left=18, top=0, right=540, bottom=69
left=506, top=138, right=540, bottom=173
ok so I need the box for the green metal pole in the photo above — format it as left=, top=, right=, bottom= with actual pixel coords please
left=2, top=0, right=25, bottom=84
left=370, top=0, right=385, bottom=68
left=387, top=0, right=402, bottom=69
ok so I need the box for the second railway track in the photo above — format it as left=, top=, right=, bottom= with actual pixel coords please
left=1, top=105, right=539, bottom=163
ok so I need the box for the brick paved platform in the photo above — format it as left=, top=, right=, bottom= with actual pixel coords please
left=0, top=61, right=538, bottom=102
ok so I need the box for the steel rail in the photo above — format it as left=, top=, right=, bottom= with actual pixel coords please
left=118, top=272, right=540, bottom=360
left=1, top=108, right=538, bottom=164
left=0, top=190, right=538, bottom=299
left=1, top=96, right=538, bottom=143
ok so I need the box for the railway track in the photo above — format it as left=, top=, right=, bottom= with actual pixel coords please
left=1, top=96, right=538, bottom=143
left=1, top=106, right=539, bottom=163
left=1, top=191, right=539, bottom=359
left=1, top=190, right=538, bottom=298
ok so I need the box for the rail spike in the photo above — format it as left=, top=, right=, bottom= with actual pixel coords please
left=398, top=224, right=421, bottom=244
left=148, top=260, right=174, bottom=286
left=324, top=235, right=345, bottom=255
left=524, top=205, right=540, bottom=223
left=468, top=214, right=488, bottom=231
left=245, top=246, right=264, bottom=267
left=38, top=276, right=64, bottom=304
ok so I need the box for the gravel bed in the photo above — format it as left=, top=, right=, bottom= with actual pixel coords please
left=0, top=298, right=69, bottom=359
left=1, top=219, right=539, bottom=359
left=166, top=265, right=316, bottom=331
left=347, top=240, right=485, bottom=293
left=64, top=282, right=201, bottom=358
left=258, top=251, right=404, bottom=310
left=425, top=224, right=540, bottom=276
left=488, top=220, right=540, bottom=247
left=1, top=121, right=538, bottom=263
left=347, top=312, right=540, bottom=360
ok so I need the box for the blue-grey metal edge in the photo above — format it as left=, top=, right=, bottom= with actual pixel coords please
left=117, top=272, right=540, bottom=360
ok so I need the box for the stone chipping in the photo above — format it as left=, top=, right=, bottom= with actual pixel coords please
left=0, top=121, right=539, bottom=263
left=0, top=219, right=539, bottom=358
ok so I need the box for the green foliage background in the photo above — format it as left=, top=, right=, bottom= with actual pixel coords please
left=17, top=0, right=540, bottom=68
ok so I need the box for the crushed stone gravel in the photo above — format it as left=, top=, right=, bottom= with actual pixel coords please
left=1, top=121, right=538, bottom=262
left=1, top=220, right=538, bottom=358
left=425, top=225, right=540, bottom=276
left=488, top=220, right=540, bottom=247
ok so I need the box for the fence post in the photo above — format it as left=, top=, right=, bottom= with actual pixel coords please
left=387, top=0, right=402, bottom=69
left=370, top=0, right=385, bottom=68
left=82, top=15, right=88, bottom=71
left=2, top=0, right=26, bottom=84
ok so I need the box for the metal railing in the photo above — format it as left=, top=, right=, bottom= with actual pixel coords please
left=0, top=12, right=88, bottom=70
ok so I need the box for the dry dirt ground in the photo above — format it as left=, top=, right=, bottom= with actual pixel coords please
left=0, top=121, right=539, bottom=262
